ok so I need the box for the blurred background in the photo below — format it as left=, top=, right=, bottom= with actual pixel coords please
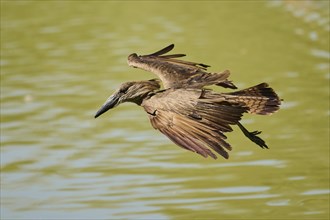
left=1, top=1, right=329, bottom=219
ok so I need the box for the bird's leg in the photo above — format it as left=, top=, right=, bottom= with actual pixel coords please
left=237, top=122, right=268, bottom=149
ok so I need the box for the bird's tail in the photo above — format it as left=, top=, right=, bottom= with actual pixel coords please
left=224, top=83, right=281, bottom=115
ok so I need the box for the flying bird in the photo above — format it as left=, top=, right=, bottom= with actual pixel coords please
left=95, top=45, right=281, bottom=159
left=95, top=77, right=281, bottom=159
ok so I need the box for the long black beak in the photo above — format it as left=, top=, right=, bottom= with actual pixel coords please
left=94, top=94, right=120, bottom=118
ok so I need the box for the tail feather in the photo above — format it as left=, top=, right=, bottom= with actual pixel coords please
left=225, top=83, right=281, bottom=115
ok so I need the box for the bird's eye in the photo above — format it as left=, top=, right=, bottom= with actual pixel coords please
left=119, top=87, right=129, bottom=94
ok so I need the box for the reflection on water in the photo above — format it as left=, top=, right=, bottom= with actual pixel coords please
left=1, top=1, right=329, bottom=219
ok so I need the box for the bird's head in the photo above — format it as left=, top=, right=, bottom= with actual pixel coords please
left=94, top=79, right=161, bottom=118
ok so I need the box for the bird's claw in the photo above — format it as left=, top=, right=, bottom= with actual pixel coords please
left=248, top=131, right=268, bottom=149
left=251, top=130, right=262, bottom=135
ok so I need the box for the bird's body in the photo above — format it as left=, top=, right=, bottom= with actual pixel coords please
left=95, top=44, right=281, bottom=159
left=95, top=78, right=280, bottom=159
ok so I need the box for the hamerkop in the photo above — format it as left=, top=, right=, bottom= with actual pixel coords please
left=95, top=45, right=281, bottom=159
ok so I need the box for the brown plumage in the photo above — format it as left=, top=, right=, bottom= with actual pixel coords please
left=127, top=44, right=237, bottom=89
left=95, top=44, right=281, bottom=159
left=95, top=79, right=281, bottom=159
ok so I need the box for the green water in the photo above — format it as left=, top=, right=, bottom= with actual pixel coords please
left=1, top=1, right=329, bottom=219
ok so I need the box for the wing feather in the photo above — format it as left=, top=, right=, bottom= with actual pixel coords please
left=145, top=44, right=175, bottom=56
left=158, top=54, right=186, bottom=59
left=144, top=89, right=249, bottom=159
left=142, top=44, right=209, bottom=70
left=148, top=109, right=237, bottom=159
left=150, top=110, right=217, bottom=158
left=155, top=57, right=210, bottom=70
left=130, top=45, right=237, bottom=89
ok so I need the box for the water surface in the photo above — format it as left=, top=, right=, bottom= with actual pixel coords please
left=1, top=1, right=329, bottom=219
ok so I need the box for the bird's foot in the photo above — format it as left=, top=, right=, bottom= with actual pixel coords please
left=237, top=122, right=268, bottom=149
left=247, top=130, right=268, bottom=149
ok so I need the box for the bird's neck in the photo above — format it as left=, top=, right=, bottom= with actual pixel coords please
left=131, top=90, right=156, bottom=106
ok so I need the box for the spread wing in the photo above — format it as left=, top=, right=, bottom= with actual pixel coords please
left=133, top=44, right=237, bottom=89
left=142, top=44, right=210, bottom=70
left=184, top=70, right=236, bottom=89
left=144, top=94, right=248, bottom=159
